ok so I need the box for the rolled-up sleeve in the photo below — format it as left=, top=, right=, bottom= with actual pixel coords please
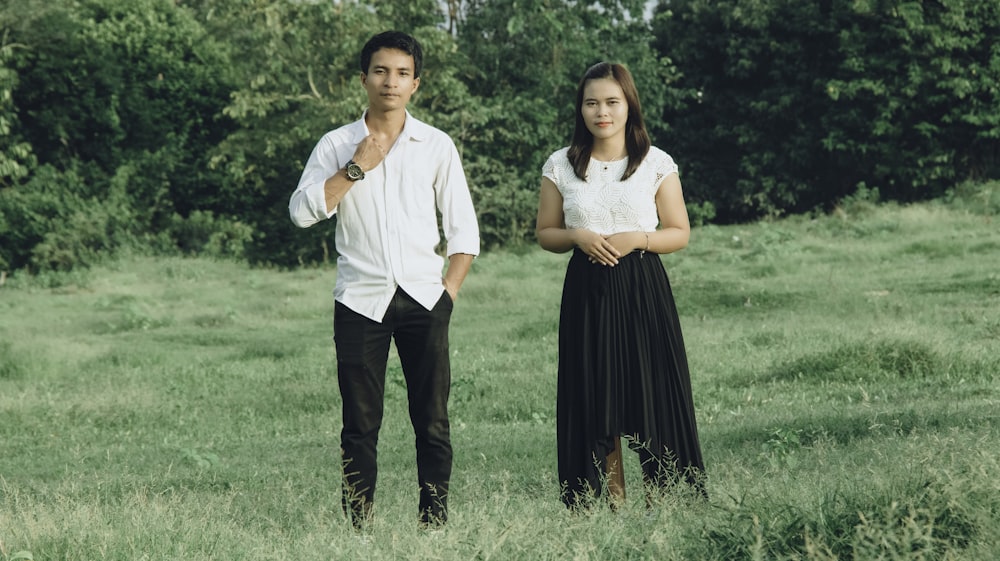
left=436, top=140, right=480, bottom=257
left=289, top=136, right=340, bottom=228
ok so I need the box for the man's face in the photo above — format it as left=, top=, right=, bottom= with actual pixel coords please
left=362, top=48, right=420, bottom=112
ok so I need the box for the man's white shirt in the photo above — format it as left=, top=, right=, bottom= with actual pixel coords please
left=289, top=111, right=480, bottom=322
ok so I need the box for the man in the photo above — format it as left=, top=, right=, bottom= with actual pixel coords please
left=289, top=31, right=479, bottom=529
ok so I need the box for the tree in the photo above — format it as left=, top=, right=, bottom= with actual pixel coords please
left=0, top=0, right=239, bottom=272
left=823, top=0, right=1000, bottom=200
left=653, top=0, right=846, bottom=220
left=653, top=0, right=1000, bottom=222
left=0, top=36, right=34, bottom=191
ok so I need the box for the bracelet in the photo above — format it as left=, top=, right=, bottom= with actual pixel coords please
left=641, top=232, right=649, bottom=258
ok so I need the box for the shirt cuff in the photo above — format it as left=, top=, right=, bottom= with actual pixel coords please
left=307, top=181, right=335, bottom=217
left=446, top=235, right=480, bottom=257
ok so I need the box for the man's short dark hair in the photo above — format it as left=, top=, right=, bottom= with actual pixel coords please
left=360, top=31, right=423, bottom=78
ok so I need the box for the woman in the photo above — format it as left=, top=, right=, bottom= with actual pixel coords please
left=536, top=62, right=706, bottom=509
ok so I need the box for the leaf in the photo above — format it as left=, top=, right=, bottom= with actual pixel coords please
left=506, top=15, right=525, bottom=35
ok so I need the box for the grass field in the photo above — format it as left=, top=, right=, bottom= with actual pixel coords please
left=2, top=187, right=999, bottom=560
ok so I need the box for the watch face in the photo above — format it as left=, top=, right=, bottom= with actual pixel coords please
left=347, top=162, right=364, bottom=180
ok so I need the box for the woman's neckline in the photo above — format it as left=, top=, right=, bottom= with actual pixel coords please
left=590, top=156, right=628, bottom=167
left=591, top=154, right=628, bottom=164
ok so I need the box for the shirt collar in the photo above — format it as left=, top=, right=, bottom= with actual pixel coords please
left=350, top=109, right=429, bottom=143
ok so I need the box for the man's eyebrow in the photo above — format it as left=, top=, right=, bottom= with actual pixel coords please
left=372, top=63, right=413, bottom=72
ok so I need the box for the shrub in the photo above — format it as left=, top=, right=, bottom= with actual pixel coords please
left=166, top=210, right=253, bottom=260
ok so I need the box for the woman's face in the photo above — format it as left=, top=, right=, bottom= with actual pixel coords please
left=580, top=78, right=629, bottom=143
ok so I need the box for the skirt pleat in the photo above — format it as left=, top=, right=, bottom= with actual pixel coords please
left=557, top=249, right=706, bottom=505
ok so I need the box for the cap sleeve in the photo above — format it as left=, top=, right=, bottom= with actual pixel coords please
left=656, top=151, right=679, bottom=183
left=542, top=152, right=560, bottom=185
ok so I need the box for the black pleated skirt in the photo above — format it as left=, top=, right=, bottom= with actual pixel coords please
left=557, top=248, right=706, bottom=506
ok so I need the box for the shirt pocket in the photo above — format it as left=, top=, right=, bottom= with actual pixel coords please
left=397, top=167, right=438, bottom=217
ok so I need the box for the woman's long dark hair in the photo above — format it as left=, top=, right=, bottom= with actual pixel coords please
left=567, top=62, right=651, bottom=181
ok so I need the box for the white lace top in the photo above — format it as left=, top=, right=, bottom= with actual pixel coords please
left=542, top=146, right=679, bottom=235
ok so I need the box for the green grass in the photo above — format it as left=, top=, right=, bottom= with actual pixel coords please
left=1, top=196, right=998, bottom=560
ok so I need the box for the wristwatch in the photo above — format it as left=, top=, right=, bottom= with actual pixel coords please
left=345, top=160, right=365, bottom=181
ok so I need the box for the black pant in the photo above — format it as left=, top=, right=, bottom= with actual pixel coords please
left=334, top=288, right=454, bottom=526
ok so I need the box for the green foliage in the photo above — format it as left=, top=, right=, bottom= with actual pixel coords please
left=944, top=179, right=1000, bottom=217
left=760, top=427, right=803, bottom=470
left=3, top=0, right=1000, bottom=273
left=0, top=36, right=35, bottom=189
left=0, top=0, right=236, bottom=271
left=164, top=210, right=254, bottom=259
left=10, top=0, right=235, bottom=177
left=653, top=0, right=835, bottom=221
left=0, top=165, right=125, bottom=272
left=654, top=0, right=1000, bottom=222
left=823, top=0, right=1000, bottom=200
